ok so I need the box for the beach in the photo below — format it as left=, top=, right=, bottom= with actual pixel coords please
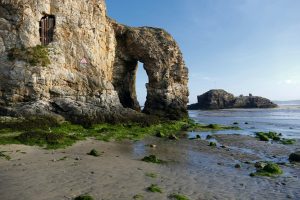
left=0, top=133, right=299, bottom=200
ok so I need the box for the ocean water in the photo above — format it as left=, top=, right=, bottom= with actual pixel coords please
left=189, top=104, right=300, bottom=139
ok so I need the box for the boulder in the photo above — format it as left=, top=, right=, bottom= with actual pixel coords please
left=289, top=151, right=300, bottom=162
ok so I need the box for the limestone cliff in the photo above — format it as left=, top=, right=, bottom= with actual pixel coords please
left=0, top=0, right=188, bottom=123
left=188, top=89, right=277, bottom=110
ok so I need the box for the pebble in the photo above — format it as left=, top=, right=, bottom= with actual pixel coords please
left=235, top=164, right=241, bottom=168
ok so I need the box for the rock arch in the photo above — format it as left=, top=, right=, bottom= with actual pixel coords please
left=0, top=0, right=188, bottom=123
left=112, top=22, right=189, bottom=119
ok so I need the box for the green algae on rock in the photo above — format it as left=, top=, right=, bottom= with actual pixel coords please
left=170, top=194, right=190, bottom=200
left=147, top=184, right=163, bottom=193
left=74, top=195, right=94, bottom=200
left=87, top=149, right=101, bottom=157
left=251, top=162, right=283, bottom=177
left=142, top=155, right=164, bottom=164
left=0, top=117, right=239, bottom=149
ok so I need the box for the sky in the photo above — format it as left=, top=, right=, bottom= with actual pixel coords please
left=106, top=0, right=300, bottom=104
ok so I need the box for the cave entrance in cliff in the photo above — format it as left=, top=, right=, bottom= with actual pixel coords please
left=39, top=15, right=56, bottom=45
left=136, top=61, right=148, bottom=110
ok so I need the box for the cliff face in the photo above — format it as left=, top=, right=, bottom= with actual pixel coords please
left=188, top=90, right=277, bottom=110
left=0, top=0, right=188, bottom=123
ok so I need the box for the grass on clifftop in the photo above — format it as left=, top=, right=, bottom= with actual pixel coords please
left=0, top=116, right=239, bottom=149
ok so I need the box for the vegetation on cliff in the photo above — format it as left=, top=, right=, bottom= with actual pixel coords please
left=8, top=45, right=51, bottom=67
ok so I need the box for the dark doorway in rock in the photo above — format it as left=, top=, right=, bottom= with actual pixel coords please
left=39, top=15, right=55, bottom=45
left=136, top=61, right=148, bottom=110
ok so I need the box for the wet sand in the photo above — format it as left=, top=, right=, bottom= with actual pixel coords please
left=0, top=135, right=299, bottom=200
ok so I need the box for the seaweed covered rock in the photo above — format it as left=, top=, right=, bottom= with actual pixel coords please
left=188, top=89, right=277, bottom=110
left=0, top=0, right=188, bottom=124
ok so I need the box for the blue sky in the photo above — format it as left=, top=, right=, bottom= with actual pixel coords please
left=106, top=0, right=300, bottom=104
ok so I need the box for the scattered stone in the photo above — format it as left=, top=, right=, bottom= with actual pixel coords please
left=209, top=142, right=217, bottom=147
left=196, top=134, right=201, bottom=139
left=255, top=161, right=268, bottom=169
left=168, top=134, right=179, bottom=140
left=235, top=164, right=241, bottom=168
left=206, top=135, right=213, bottom=139
left=74, top=195, right=94, bottom=200
left=289, top=151, right=300, bottom=162
left=149, top=144, right=157, bottom=148
left=75, top=157, right=81, bottom=161
left=249, top=173, right=255, bottom=177
left=87, top=149, right=100, bottom=157
left=253, top=162, right=283, bottom=177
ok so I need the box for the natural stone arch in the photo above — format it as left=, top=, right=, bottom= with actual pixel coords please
left=112, top=21, right=189, bottom=119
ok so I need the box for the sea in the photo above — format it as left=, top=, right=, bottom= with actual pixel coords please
left=189, top=103, right=300, bottom=139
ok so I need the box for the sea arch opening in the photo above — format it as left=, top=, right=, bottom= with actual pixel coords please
left=113, top=59, right=151, bottom=113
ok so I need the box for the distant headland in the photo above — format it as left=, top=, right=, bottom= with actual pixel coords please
left=188, top=89, right=278, bottom=110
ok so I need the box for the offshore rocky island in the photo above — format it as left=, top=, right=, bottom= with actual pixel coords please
left=188, top=89, right=277, bottom=110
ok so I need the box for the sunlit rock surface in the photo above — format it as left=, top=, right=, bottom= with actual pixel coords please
left=0, top=0, right=188, bottom=123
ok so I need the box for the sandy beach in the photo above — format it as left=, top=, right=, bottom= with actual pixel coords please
left=0, top=135, right=299, bottom=200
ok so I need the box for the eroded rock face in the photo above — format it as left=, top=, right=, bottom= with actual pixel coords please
left=188, top=89, right=277, bottom=110
left=112, top=21, right=189, bottom=119
left=0, top=0, right=188, bottom=123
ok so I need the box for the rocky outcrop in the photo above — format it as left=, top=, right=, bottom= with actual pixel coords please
left=111, top=21, right=188, bottom=119
left=188, top=89, right=277, bottom=110
left=0, top=0, right=188, bottom=123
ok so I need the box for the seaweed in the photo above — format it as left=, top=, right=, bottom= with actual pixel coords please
left=251, top=162, right=283, bottom=177
left=87, top=149, right=101, bottom=157
left=147, top=184, right=162, bottom=193
left=74, top=195, right=94, bottom=200
left=170, top=194, right=190, bottom=200
left=142, top=155, right=164, bottom=164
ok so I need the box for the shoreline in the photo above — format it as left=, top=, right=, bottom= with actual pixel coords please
left=0, top=133, right=299, bottom=200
